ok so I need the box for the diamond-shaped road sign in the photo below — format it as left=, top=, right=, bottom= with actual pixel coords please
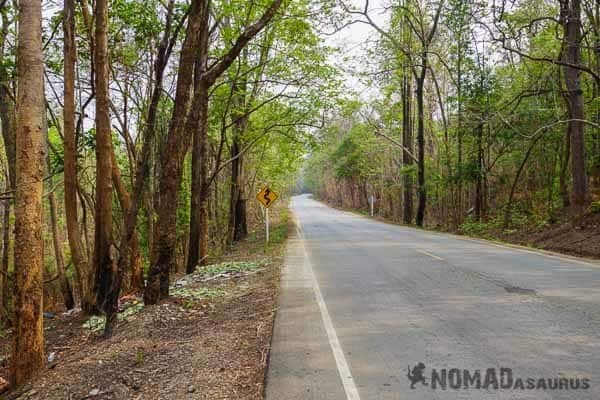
left=256, top=187, right=279, bottom=208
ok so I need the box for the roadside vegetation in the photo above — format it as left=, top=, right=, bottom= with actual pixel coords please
left=304, top=0, right=600, bottom=259
left=0, top=0, right=326, bottom=394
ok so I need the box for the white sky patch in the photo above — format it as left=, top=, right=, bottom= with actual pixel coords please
left=322, top=0, right=389, bottom=100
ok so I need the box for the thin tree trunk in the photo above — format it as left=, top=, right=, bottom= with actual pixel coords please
left=1, top=198, right=10, bottom=323
left=474, top=123, right=484, bottom=221
left=152, top=0, right=284, bottom=297
left=0, top=2, right=16, bottom=190
left=63, top=0, right=97, bottom=313
left=11, top=0, right=46, bottom=386
left=415, top=63, right=427, bottom=227
left=103, top=1, right=177, bottom=335
left=402, top=73, right=413, bottom=224
left=49, top=191, right=75, bottom=310
left=93, top=0, right=115, bottom=318
left=0, top=2, right=15, bottom=326
left=110, top=145, right=143, bottom=292
left=504, top=134, right=544, bottom=228
left=146, top=0, right=205, bottom=303
left=228, top=91, right=249, bottom=244
left=187, top=78, right=209, bottom=273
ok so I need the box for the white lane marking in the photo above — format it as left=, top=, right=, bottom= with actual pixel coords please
left=295, top=216, right=361, bottom=400
left=416, top=248, right=444, bottom=261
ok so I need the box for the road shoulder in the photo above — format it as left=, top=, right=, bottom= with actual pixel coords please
left=265, top=220, right=348, bottom=400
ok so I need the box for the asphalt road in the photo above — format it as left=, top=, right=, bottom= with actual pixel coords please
left=265, top=194, right=600, bottom=400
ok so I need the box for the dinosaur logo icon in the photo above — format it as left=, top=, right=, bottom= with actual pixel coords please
left=407, top=362, right=428, bottom=389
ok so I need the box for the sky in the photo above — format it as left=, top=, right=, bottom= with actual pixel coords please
left=321, top=0, right=389, bottom=99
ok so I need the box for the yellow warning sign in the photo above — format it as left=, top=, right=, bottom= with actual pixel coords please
left=256, top=187, right=279, bottom=208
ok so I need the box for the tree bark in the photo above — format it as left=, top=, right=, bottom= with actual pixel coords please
left=63, top=0, right=97, bottom=313
left=0, top=198, right=10, bottom=323
left=48, top=191, right=75, bottom=310
left=103, top=0, right=177, bottom=335
left=186, top=0, right=283, bottom=275
left=0, top=2, right=16, bottom=190
left=0, top=2, right=15, bottom=325
left=561, top=0, right=589, bottom=210
left=474, top=123, right=484, bottom=221
left=187, top=80, right=210, bottom=273
left=415, top=61, right=427, bottom=227
left=93, top=0, right=115, bottom=317
left=11, top=0, right=46, bottom=386
left=402, top=73, right=413, bottom=224
left=228, top=80, right=249, bottom=243
left=145, top=0, right=206, bottom=304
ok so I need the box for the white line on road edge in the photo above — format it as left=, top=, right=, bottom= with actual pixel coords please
left=416, top=248, right=444, bottom=261
left=294, top=216, right=362, bottom=400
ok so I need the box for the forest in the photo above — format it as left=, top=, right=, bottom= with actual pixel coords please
left=0, top=0, right=599, bottom=396
left=306, top=0, right=600, bottom=233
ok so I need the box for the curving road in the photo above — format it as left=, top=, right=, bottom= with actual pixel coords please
left=266, top=194, right=600, bottom=400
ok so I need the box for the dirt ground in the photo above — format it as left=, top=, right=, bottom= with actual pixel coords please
left=499, top=211, right=600, bottom=259
left=0, top=208, right=289, bottom=400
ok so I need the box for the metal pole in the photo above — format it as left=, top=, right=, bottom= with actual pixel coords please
left=370, top=195, right=374, bottom=217
left=266, top=207, right=270, bottom=243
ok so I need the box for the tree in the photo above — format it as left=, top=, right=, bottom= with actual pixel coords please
left=560, top=0, right=589, bottom=211
left=63, top=0, right=96, bottom=313
left=93, top=0, right=114, bottom=323
left=0, top=0, right=15, bottom=324
left=147, top=0, right=284, bottom=302
left=11, top=0, right=45, bottom=386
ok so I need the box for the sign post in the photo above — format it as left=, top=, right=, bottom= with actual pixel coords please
left=256, top=187, right=279, bottom=244
left=266, top=208, right=270, bottom=243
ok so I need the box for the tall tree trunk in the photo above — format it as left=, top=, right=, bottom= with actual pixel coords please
left=63, top=0, right=97, bottom=313
left=0, top=2, right=15, bottom=326
left=11, top=0, right=46, bottom=386
left=561, top=0, right=589, bottom=211
left=152, top=0, right=284, bottom=296
left=187, top=76, right=209, bottom=273
left=402, top=73, right=413, bottom=224
left=93, top=0, right=114, bottom=316
left=474, top=123, right=484, bottom=221
left=229, top=138, right=248, bottom=242
left=415, top=62, right=427, bottom=227
left=104, top=0, right=176, bottom=335
left=228, top=79, right=249, bottom=243
left=49, top=191, right=75, bottom=310
left=146, top=0, right=205, bottom=304
left=456, top=39, right=463, bottom=226
left=186, top=0, right=213, bottom=274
